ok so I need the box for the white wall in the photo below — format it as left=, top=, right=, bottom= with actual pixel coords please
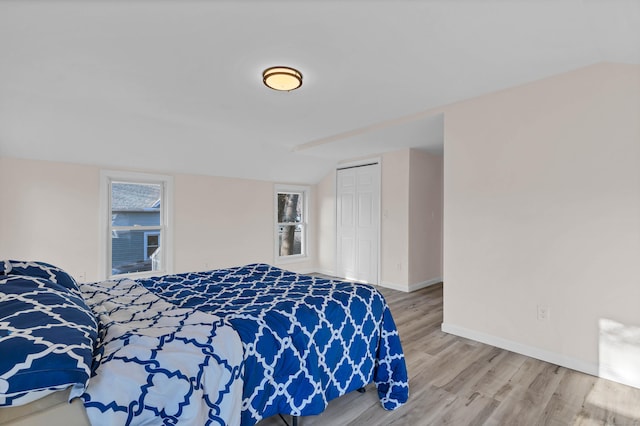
left=0, top=157, right=316, bottom=281
left=441, top=62, right=640, bottom=382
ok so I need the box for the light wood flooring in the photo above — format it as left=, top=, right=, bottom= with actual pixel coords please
left=258, top=283, right=640, bottom=426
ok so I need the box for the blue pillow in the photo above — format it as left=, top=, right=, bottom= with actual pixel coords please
left=0, top=275, right=98, bottom=407
left=6, top=260, right=79, bottom=292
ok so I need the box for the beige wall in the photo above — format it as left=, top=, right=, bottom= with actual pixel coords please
left=382, top=148, right=444, bottom=290
left=0, top=157, right=316, bottom=281
left=173, top=173, right=273, bottom=272
left=315, top=170, right=337, bottom=276
left=380, top=149, right=410, bottom=288
left=0, top=158, right=100, bottom=280
left=409, top=149, right=443, bottom=286
left=441, top=62, right=640, bottom=380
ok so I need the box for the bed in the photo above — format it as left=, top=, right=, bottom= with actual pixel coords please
left=1, top=261, right=408, bottom=425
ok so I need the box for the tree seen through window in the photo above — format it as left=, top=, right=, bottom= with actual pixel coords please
left=277, top=192, right=303, bottom=257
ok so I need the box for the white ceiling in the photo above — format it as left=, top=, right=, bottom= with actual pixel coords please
left=1, top=0, right=639, bottom=184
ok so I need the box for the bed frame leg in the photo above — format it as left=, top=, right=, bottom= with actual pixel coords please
left=277, top=388, right=365, bottom=426
left=278, top=414, right=299, bottom=426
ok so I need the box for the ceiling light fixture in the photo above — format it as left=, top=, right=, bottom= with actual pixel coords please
left=262, top=66, right=303, bottom=91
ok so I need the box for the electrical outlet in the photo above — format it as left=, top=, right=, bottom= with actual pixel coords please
left=537, top=305, right=550, bottom=321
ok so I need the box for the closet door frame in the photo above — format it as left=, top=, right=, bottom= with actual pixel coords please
left=336, top=158, right=381, bottom=285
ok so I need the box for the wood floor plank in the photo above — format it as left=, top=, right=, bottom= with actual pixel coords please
left=257, top=282, right=640, bottom=426
left=467, top=350, right=528, bottom=401
left=541, top=369, right=597, bottom=426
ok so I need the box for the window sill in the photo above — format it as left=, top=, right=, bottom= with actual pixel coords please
left=275, top=254, right=308, bottom=265
left=108, top=269, right=168, bottom=281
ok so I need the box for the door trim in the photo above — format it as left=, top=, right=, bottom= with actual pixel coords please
left=337, top=157, right=381, bottom=171
left=335, top=158, right=382, bottom=285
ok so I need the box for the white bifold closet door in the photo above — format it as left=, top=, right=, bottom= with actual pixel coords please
left=336, top=163, right=380, bottom=284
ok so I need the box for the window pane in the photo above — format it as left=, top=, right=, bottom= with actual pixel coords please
left=112, top=229, right=162, bottom=275
left=278, top=224, right=303, bottom=256
left=111, top=182, right=161, bottom=227
left=277, top=193, right=302, bottom=223
left=146, top=234, right=159, bottom=258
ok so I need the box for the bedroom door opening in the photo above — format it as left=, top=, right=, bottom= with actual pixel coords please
left=336, top=162, right=380, bottom=285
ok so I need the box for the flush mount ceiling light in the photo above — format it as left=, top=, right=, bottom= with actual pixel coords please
left=262, top=66, right=303, bottom=91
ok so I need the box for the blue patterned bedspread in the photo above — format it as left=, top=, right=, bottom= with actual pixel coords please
left=138, top=263, right=409, bottom=425
left=79, top=278, right=244, bottom=425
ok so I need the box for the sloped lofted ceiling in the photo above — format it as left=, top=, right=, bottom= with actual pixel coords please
left=0, top=0, right=638, bottom=184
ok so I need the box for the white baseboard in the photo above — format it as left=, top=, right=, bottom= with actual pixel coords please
left=441, top=322, right=599, bottom=377
left=314, top=268, right=337, bottom=277
left=379, top=281, right=410, bottom=292
left=409, top=277, right=443, bottom=292
left=379, top=277, right=443, bottom=293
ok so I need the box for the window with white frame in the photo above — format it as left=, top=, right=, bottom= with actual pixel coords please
left=101, top=171, right=173, bottom=279
left=275, top=185, right=309, bottom=262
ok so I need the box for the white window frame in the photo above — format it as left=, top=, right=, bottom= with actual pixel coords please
left=274, top=184, right=310, bottom=264
left=99, top=170, right=174, bottom=280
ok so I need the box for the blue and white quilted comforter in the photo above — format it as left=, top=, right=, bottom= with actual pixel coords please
left=79, top=278, right=244, bottom=425
left=138, top=263, right=409, bottom=425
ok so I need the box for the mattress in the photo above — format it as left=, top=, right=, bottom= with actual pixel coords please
left=0, top=389, right=89, bottom=426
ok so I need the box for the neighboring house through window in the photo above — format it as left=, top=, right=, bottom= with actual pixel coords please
left=275, top=184, right=309, bottom=263
left=144, top=231, right=161, bottom=260
left=100, top=171, right=173, bottom=279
